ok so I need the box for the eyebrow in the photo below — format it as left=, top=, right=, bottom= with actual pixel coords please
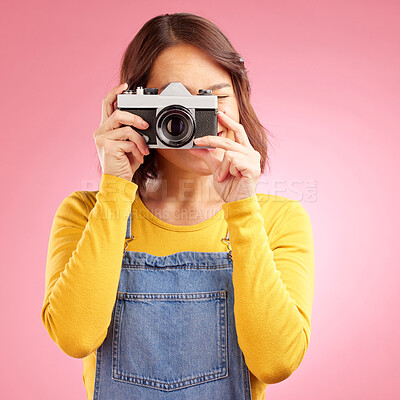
left=159, top=82, right=231, bottom=93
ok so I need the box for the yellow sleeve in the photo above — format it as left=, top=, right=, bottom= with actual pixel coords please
left=221, top=196, right=315, bottom=384
left=41, top=174, right=138, bottom=358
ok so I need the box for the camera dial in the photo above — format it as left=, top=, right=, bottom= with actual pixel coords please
left=198, top=89, right=212, bottom=95
left=144, top=88, right=159, bottom=95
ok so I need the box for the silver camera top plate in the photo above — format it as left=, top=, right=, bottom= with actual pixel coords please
left=117, top=82, right=218, bottom=109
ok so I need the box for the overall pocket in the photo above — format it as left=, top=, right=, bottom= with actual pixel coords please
left=111, top=290, right=228, bottom=391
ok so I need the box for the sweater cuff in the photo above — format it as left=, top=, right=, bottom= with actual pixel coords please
left=221, top=195, right=260, bottom=221
left=98, top=173, right=138, bottom=203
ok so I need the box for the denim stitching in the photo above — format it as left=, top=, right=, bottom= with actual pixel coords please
left=112, top=290, right=228, bottom=391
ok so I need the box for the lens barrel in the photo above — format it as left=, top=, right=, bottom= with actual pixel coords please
left=156, top=105, right=196, bottom=148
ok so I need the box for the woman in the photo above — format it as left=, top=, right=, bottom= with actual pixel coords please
left=41, top=12, right=315, bottom=400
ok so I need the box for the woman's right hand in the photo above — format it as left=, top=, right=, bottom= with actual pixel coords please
left=94, top=82, right=150, bottom=182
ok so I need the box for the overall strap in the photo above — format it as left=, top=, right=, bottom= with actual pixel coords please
left=221, top=227, right=232, bottom=258
left=124, top=211, right=230, bottom=256
left=124, top=211, right=135, bottom=252
left=126, top=211, right=132, bottom=239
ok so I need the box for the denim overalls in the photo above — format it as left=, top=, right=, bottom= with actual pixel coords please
left=93, top=210, right=252, bottom=399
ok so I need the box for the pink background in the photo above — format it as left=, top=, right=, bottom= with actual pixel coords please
left=1, top=0, right=399, bottom=398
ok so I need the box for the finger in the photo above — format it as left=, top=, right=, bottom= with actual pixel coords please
left=217, top=151, right=235, bottom=182
left=107, top=126, right=149, bottom=155
left=127, top=142, right=145, bottom=165
left=218, top=151, right=249, bottom=181
left=114, top=140, right=144, bottom=164
left=229, top=159, right=243, bottom=178
left=217, top=111, right=252, bottom=147
left=102, top=109, right=149, bottom=132
left=229, top=155, right=259, bottom=180
left=126, top=151, right=140, bottom=170
left=193, top=135, right=248, bottom=154
left=101, top=83, right=128, bottom=125
left=188, top=148, right=221, bottom=175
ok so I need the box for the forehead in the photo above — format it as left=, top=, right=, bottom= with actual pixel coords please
left=148, top=44, right=232, bottom=89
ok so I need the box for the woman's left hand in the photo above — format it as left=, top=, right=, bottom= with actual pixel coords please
left=188, top=111, right=261, bottom=203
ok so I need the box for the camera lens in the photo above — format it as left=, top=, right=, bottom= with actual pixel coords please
left=166, top=117, right=185, bottom=135
left=156, top=105, right=195, bottom=148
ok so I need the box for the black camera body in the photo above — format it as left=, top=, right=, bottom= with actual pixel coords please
left=117, top=82, right=219, bottom=149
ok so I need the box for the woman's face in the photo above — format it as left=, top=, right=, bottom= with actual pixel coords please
left=146, top=43, right=240, bottom=176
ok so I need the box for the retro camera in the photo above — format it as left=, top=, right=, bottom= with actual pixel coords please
left=117, top=82, right=219, bottom=149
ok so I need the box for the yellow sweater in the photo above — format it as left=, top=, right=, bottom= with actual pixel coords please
left=41, top=173, right=315, bottom=400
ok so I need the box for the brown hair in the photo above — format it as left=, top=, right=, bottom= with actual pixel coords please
left=97, top=12, right=273, bottom=193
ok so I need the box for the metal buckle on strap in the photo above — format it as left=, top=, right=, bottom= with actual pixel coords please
left=221, top=236, right=232, bottom=258
left=124, top=235, right=135, bottom=252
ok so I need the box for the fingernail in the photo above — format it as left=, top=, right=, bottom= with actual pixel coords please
left=123, top=82, right=128, bottom=89
left=216, top=110, right=221, bottom=115
left=142, top=121, right=149, bottom=128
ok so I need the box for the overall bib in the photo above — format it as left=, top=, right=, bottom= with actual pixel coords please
left=93, top=211, right=252, bottom=399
